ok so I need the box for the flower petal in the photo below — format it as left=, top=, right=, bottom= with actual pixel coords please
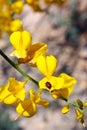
left=4, top=95, right=17, bottom=104
left=16, top=99, right=36, bottom=117
left=59, top=73, right=76, bottom=88
left=0, top=85, right=10, bottom=102
left=10, top=30, right=32, bottom=58
left=28, top=42, right=47, bottom=66
left=36, top=55, right=57, bottom=76
left=8, top=78, right=26, bottom=101
left=10, top=19, right=23, bottom=32
left=29, top=89, right=49, bottom=107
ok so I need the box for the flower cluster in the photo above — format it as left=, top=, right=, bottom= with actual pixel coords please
left=0, top=0, right=87, bottom=127
left=0, top=25, right=87, bottom=126
left=0, top=0, right=67, bottom=37
left=0, top=0, right=24, bottom=37
left=0, top=29, right=82, bottom=124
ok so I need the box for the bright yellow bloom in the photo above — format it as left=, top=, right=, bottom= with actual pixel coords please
left=36, top=55, right=76, bottom=99
left=0, top=1, right=10, bottom=36
left=0, top=78, right=26, bottom=104
left=3, top=19, right=23, bottom=34
left=51, top=73, right=76, bottom=99
left=11, top=0, right=24, bottom=14
left=16, top=90, right=49, bottom=118
left=10, top=30, right=47, bottom=66
left=10, top=19, right=23, bottom=32
left=0, top=0, right=24, bottom=36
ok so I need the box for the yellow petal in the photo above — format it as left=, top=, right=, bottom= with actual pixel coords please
left=10, top=30, right=32, bottom=58
left=11, top=1, right=23, bottom=14
left=16, top=99, right=36, bottom=117
left=0, top=85, right=10, bottom=102
left=10, top=19, right=23, bottom=32
left=59, top=73, right=76, bottom=88
left=11, top=50, right=28, bottom=59
left=29, top=89, right=49, bottom=107
left=4, top=95, right=17, bottom=104
left=29, top=89, right=42, bottom=101
left=36, top=100, right=49, bottom=107
left=0, top=85, right=18, bottom=104
left=51, top=88, right=69, bottom=99
left=28, top=42, right=47, bottom=66
left=36, top=55, right=57, bottom=76
left=57, top=73, right=76, bottom=98
left=8, top=78, right=26, bottom=101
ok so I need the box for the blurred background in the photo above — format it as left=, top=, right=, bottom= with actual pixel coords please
left=0, top=0, right=87, bottom=130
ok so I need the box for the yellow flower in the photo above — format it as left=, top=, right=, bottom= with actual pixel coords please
left=0, top=0, right=10, bottom=18
left=10, top=30, right=47, bottom=66
left=16, top=90, right=49, bottom=118
left=51, top=73, right=76, bottom=99
left=0, top=78, right=26, bottom=104
left=36, top=55, right=76, bottom=99
left=10, top=19, right=23, bottom=32
left=0, top=0, right=11, bottom=35
left=16, top=98, right=36, bottom=118
left=11, top=0, right=24, bottom=14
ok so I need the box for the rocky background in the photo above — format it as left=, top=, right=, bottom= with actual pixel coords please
left=0, top=0, right=87, bottom=130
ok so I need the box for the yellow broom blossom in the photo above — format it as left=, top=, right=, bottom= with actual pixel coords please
left=36, top=55, right=76, bottom=99
left=16, top=90, right=49, bottom=118
left=0, top=78, right=26, bottom=104
left=10, top=30, right=47, bottom=66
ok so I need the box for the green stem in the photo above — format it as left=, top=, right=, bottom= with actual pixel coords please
left=68, top=100, right=80, bottom=109
left=0, top=49, right=38, bottom=86
left=62, top=98, right=81, bottom=109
